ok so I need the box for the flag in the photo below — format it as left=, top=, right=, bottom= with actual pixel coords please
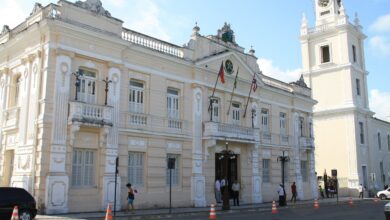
left=252, top=77, right=258, bottom=92
left=218, top=62, right=225, bottom=84
left=233, top=67, right=239, bottom=89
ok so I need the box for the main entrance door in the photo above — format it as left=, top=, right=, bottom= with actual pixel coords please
left=215, top=153, right=239, bottom=197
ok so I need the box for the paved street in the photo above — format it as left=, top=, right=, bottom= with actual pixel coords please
left=113, top=201, right=385, bottom=220
left=36, top=199, right=387, bottom=220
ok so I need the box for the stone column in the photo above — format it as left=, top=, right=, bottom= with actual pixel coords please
left=251, top=144, right=262, bottom=203
left=101, top=66, right=121, bottom=211
left=309, top=150, right=318, bottom=199
left=45, top=54, right=72, bottom=214
left=0, top=69, right=7, bottom=184
left=191, top=87, right=206, bottom=207
left=293, top=112, right=304, bottom=199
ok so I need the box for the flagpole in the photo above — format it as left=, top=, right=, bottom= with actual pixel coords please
left=208, top=61, right=224, bottom=113
left=227, top=67, right=239, bottom=115
left=243, top=72, right=257, bottom=118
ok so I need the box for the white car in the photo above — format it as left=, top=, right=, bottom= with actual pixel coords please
left=377, top=188, right=390, bottom=200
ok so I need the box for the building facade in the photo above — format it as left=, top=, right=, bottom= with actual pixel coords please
left=301, top=0, right=390, bottom=195
left=0, top=0, right=317, bottom=214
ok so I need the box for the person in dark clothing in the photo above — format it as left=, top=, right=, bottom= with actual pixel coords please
left=290, top=182, right=297, bottom=203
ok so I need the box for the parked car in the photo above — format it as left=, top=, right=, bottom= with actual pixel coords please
left=377, top=187, right=390, bottom=200
left=0, top=187, right=37, bottom=220
left=385, top=202, right=390, bottom=220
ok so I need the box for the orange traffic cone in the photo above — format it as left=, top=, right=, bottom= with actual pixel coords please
left=105, top=203, right=113, bottom=220
left=348, top=197, right=353, bottom=206
left=271, top=200, right=278, bottom=214
left=313, top=199, right=319, bottom=209
left=10, top=206, right=19, bottom=220
left=209, top=204, right=216, bottom=219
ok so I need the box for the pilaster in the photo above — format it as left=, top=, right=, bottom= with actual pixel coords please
left=101, top=67, right=121, bottom=211
left=292, top=112, right=304, bottom=199
left=309, top=151, right=319, bottom=199
left=251, top=144, right=262, bottom=203
left=45, top=54, right=72, bottom=214
left=191, top=87, right=206, bottom=207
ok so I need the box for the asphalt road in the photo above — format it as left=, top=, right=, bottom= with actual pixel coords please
left=148, top=201, right=385, bottom=220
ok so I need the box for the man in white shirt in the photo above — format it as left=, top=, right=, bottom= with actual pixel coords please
left=277, top=184, right=286, bottom=206
left=215, top=179, right=221, bottom=203
left=358, top=184, right=364, bottom=199
left=232, top=180, right=240, bottom=206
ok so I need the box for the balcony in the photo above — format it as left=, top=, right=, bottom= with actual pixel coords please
left=68, top=102, right=113, bottom=127
left=203, top=121, right=259, bottom=143
left=2, top=106, right=20, bottom=130
left=121, top=112, right=191, bottom=136
left=299, top=137, right=314, bottom=149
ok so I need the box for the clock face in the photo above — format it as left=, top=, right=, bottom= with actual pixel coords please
left=225, top=60, right=234, bottom=75
left=318, top=0, right=329, bottom=7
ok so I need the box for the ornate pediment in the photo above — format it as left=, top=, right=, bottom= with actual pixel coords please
left=291, top=75, right=308, bottom=88
left=75, top=0, right=111, bottom=17
left=217, top=22, right=236, bottom=44
left=1, top=25, right=10, bottom=35
left=30, top=3, right=43, bottom=16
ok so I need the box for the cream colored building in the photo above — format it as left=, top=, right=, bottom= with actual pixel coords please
left=301, top=0, right=390, bottom=195
left=0, top=0, right=317, bottom=214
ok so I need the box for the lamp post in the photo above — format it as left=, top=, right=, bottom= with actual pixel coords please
left=72, top=71, right=83, bottom=101
left=277, top=151, right=290, bottom=206
left=221, top=141, right=234, bottom=211
left=102, top=77, right=112, bottom=106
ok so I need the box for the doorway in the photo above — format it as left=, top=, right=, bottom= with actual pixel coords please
left=215, top=153, right=239, bottom=197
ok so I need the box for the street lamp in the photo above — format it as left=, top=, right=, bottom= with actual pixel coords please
left=102, top=77, right=112, bottom=106
left=277, top=151, right=290, bottom=206
left=72, top=71, right=83, bottom=101
left=221, top=141, right=234, bottom=211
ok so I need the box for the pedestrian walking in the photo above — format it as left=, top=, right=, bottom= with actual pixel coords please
left=215, top=179, right=222, bottom=203
left=232, top=180, right=240, bottom=206
left=358, top=184, right=364, bottom=199
left=277, top=184, right=286, bottom=206
left=221, top=177, right=227, bottom=194
left=319, top=185, right=325, bottom=199
left=290, top=182, right=297, bottom=203
left=126, top=183, right=136, bottom=213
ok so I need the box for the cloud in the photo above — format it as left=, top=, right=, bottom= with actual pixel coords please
left=0, top=0, right=27, bottom=29
left=370, top=89, right=390, bottom=121
left=369, top=36, right=390, bottom=56
left=108, top=0, right=125, bottom=7
left=123, top=0, right=171, bottom=42
left=257, top=58, right=302, bottom=83
left=369, top=14, right=390, bottom=33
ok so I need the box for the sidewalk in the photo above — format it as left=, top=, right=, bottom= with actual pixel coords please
left=36, top=197, right=375, bottom=220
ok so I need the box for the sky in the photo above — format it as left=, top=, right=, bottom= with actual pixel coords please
left=0, top=0, right=389, bottom=120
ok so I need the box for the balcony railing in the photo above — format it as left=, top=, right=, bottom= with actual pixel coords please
left=2, top=106, right=20, bottom=129
left=203, top=121, right=260, bottom=143
left=122, top=28, right=184, bottom=58
left=121, top=112, right=190, bottom=135
left=299, top=137, right=314, bottom=148
left=69, top=102, right=113, bottom=126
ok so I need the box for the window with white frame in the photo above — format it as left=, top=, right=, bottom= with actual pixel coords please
left=129, top=80, right=144, bottom=113
left=387, top=135, right=390, bottom=151
left=262, top=159, right=270, bottom=183
left=166, top=154, right=180, bottom=186
left=320, top=45, right=330, bottom=63
left=167, top=88, right=179, bottom=119
left=280, top=112, right=286, bottom=134
left=14, top=76, right=22, bottom=107
left=352, top=45, right=357, bottom=63
left=128, top=152, right=144, bottom=187
left=77, top=69, right=96, bottom=104
left=211, top=98, right=220, bottom=122
left=261, top=108, right=269, bottom=132
left=301, top=161, right=308, bottom=182
left=72, top=149, right=96, bottom=187
left=299, top=117, right=305, bottom=137
left=232, top=103, right=240, bottom=125
left=378, top=132, right=382, bottom=150
left=359, top=122, right=364, bottom=144
left=356, top=78, right=361, bottom=96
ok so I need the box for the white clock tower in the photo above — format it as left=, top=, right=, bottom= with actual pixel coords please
left=300, top=0, right=373, bottom=193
